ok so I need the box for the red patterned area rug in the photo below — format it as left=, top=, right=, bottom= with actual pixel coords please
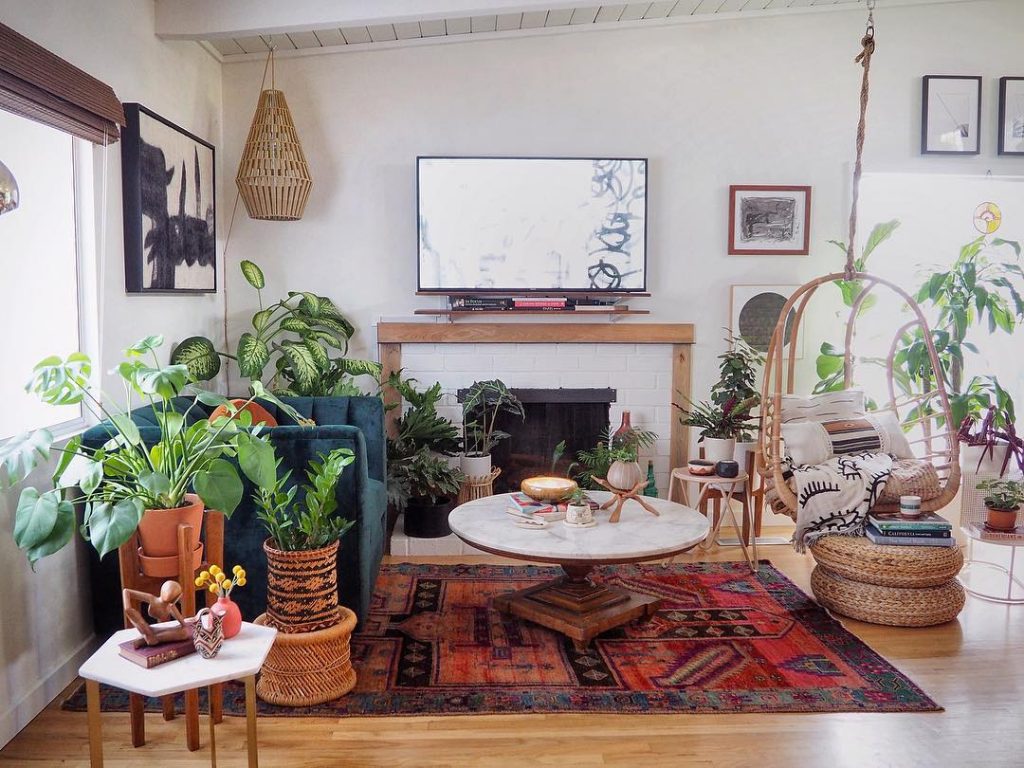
left=63, top=562, right=940, bottom=716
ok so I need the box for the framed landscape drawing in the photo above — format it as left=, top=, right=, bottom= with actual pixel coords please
left=728, top=185, right=811, bottom=255
left=998, top=77, right=1024, bottom=156
left=121, top=103, right=217, bottom=293
left=730, top=284, right=803, bottom=360
left=921, top=75, right=981, bottom=155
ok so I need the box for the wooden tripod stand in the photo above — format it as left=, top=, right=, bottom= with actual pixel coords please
left=592, top=478, right=660, bottom=523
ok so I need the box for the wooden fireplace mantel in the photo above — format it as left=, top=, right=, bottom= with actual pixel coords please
left=376, top=322, right=695, bottom=472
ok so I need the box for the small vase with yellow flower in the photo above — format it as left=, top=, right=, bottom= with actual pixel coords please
left=195, top=563, right=247, bottom=639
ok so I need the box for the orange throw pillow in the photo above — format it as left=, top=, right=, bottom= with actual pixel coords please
left=208, top=399, right=278, bottom=427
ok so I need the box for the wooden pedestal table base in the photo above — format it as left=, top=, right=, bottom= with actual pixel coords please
left=492, top=563, right=661, bottom=652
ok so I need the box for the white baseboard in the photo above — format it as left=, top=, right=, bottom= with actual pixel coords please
left=0, top=634, right=97, bottom=749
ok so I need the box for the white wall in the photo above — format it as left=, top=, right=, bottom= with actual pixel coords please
left=0, top=0, right=223, bottom=747
left=220, top=0, right=1024, bottom=410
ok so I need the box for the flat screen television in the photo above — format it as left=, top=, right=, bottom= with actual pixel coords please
left=417, top=156, right=647, bottom=293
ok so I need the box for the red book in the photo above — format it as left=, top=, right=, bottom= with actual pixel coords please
left=118, top=636, right=196, bottom=668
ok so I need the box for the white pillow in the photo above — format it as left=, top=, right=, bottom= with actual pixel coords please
left=780, top=390, right=865, bottom=424
left=781, top=411, right=913, bottom=467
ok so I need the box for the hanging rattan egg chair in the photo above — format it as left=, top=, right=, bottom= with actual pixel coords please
left=756, top=2, right=961, bottom=520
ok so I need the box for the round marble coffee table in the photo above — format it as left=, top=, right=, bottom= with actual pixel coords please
left=448, top=491, right=710, bottom=650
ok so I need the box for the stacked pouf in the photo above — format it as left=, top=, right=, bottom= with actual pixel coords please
left=809, top=535, right=965, bottom=627
left=254, top=541, right=358, bottom=706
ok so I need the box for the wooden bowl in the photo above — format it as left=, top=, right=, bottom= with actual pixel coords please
left=520, top=476, right=578, bottom=502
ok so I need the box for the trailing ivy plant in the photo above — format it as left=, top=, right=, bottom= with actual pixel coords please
left=171, top=259, right=381, bottom=395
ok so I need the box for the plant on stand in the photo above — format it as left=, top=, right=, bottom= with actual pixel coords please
left=460, top=379, right=524, bottom=478
left=714, top=336, right=765, bottom=461
left=0, top=336, right=292, bottom=567
left=977, top=478, right=1024, bottom=532
left=387, top=448, right=464, bottom=538
left=574, top=426, right=657, bottom=491
left=253, top=446, right=356, bottom=632
left=171, top=259, right=381, bottom=395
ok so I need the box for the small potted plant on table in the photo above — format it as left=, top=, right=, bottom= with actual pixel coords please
left=460, top=379, right=524, bottom=478
left=977, top=478, right=1024, bottom=532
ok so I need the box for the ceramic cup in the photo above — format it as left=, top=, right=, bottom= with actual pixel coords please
left=900, top=495, right=923, bottom=517
left=565, top=503, right=594, bottom=526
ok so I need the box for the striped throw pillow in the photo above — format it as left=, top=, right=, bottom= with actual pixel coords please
left=779, top=390, right=865, bottom=423
left=781, top=411, right=913, bottom=467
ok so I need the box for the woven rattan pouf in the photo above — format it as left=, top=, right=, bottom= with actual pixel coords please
left=254, top=607, right=358, bottom=706
left=808, top=535, right=965, bottom=627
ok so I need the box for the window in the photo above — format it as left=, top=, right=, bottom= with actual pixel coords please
left=0, top=110, right=88, bottom=439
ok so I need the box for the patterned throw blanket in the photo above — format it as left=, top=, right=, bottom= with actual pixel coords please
left=792, top=452, right=893, bottom=551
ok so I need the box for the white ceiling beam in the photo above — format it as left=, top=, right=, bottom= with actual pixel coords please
left=154, top=0, right=586, bottom=39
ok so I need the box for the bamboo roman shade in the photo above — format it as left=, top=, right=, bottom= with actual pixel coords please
left=0, top=22, right=125, bottom=144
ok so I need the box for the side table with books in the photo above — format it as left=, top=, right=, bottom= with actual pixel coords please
left=959, top=501, right=1024, bottom=605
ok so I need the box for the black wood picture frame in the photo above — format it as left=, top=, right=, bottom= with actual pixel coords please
left=921, top=75, right=982, bottom=155
left=998, top=76, right=1024, bottom=156
left=121, top=103, right=217, bottom=294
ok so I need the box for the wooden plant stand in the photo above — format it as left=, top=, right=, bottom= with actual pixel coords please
left=457, top=467, right=501, bottom=505
left=592, top=478, right=660, bottom=522
left=116, top=510, right=224, bottom=752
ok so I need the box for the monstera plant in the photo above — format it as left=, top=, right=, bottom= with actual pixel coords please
left=0, top=336, right=299, bottom=566
left=172, top=260, right=381, bottom=395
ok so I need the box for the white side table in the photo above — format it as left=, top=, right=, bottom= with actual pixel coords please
left=668, top=468, right=758, bottom=571
left=79, top=621, right=277, bottom=767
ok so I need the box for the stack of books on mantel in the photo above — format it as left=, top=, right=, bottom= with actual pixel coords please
left=864, top=512, right=954, bottom=547
left=447, top=296, right=622, bottom=312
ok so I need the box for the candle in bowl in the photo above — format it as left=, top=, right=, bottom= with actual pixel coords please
left=520, top=476, right=578, bottom=502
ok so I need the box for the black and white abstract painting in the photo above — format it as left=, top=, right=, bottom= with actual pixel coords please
left=728, top=185, right=810, bottom=255
left=921, top=76, right=981, bottom=155
left=417, top=157, right=646, bottom=292
left=122, top=103, right=216, bottom=293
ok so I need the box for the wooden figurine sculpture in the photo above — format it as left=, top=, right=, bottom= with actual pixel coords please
left=123, top=580, right=190, bottom=647
left=592, top=478, right=660, bottom=523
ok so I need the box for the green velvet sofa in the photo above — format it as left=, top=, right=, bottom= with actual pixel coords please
left=82, top=395, right=387, bottom=636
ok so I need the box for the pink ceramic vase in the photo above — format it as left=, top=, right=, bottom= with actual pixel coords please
left=212, top=596, right=242, bottom=639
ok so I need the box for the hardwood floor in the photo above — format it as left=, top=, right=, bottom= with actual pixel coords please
left=3, top=527, right=1022, bottom=767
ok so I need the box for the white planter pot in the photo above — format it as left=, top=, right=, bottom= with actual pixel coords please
left=702, top=437, right=736, bottom=465
left=734, top=440, right=757, bottom=466
left=607, top=460, right=643, bottom=490
left=565, top=503, right=593, bottom=526
left=443, top=453, right=462, bottom=472
left=460, top=453, right=492, bottom=479
left=960, top=442, right=1015, bottom=477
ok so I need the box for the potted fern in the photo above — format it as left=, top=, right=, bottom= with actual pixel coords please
left=254, top=447, right=356, bottom=632
left=389, top=448, right=464, bottom=538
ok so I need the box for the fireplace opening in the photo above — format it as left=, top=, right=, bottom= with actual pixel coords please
left=459, top=388, right=616, bottom=494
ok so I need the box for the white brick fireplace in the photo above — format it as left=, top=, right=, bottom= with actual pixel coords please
left=376, top=323, right=694, bottom=556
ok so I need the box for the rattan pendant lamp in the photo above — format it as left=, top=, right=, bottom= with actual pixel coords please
left=757, top=0, right=961, bottom=518
left=236, top=44, right=313, bottom=221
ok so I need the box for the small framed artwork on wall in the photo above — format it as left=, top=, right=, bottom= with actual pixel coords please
left=998, top=77, right=1024, bottom=156
left=121, top=103, right=217, bottom=293
left=730, top=284, right=803, bottom=360
left=728, top=185, right=811, bottom=255
left=921, top=75, right=982, bottom=155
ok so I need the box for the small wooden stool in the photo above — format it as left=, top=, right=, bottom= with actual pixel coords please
left=668, top=468, right=757, bottom=571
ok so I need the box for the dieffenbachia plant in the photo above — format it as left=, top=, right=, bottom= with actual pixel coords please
left=171, top=259, right=381, bottom=396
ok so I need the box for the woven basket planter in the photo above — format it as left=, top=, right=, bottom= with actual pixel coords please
left=254, top=608, right=357, bottom=706
left=264, top=538, right=340, bottom=633
left=811, top=565, right=965, bottom=627
left=809, top=535, right=963, bottom=588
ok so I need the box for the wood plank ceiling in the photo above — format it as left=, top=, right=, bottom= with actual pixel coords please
left=205, top=0, right=863, bottom=57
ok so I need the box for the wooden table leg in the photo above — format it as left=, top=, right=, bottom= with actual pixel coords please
left=86, top=679, right=103, bottom=768
left=129, top=692, right=145, bottom=746
left=245, top=675, right=259, bottom=768
left=161, top=695, right=175, bottom=721
left=211, top=682, right=223, bottom=724
left=208, top=686, right=217, bottom=768
left=185, top=688, right=200, bottom=751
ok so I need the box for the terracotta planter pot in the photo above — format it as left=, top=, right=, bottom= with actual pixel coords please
left=136, top=494, right=205, bottom=557
left=607, top=460, right=643, bottom=491
left=264, top=538, right=341, bottom=633
left=985, top=505, right=1020, bottom=532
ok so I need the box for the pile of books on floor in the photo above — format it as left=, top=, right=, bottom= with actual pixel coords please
left=865, top=511, right=954, bottom=547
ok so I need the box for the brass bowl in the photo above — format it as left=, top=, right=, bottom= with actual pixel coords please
left=520, top=476, right=578, bottom=502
